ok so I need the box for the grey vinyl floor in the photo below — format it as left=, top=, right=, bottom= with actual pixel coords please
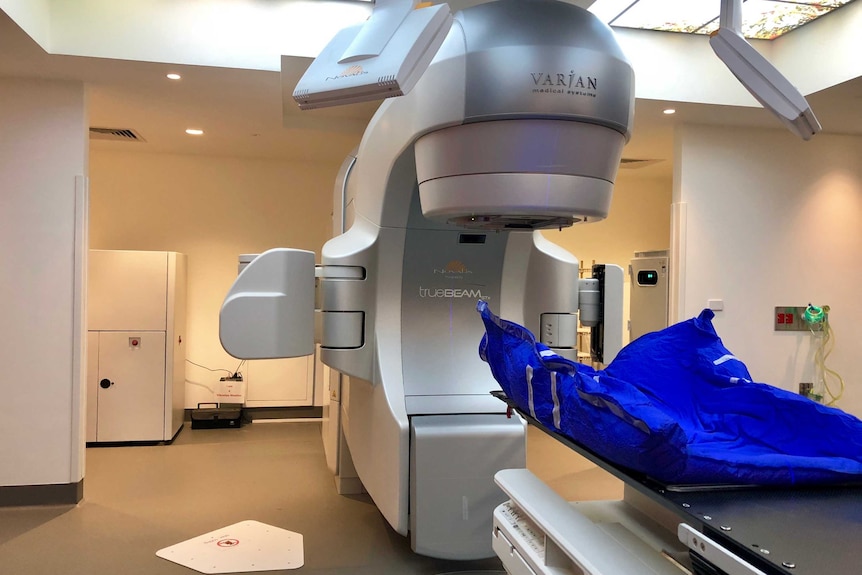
left=0, top=421, right=621, bottom=575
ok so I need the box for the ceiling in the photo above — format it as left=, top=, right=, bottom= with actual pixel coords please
left=1, top=2, right=861, bottom=179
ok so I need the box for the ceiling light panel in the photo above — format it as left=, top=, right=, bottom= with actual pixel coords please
left=789, top=0, right=852, bottom=6
left=609, top=0, right=718, bottom=33
left=590, top=0, right=856, bottom=39
left=740, top=0, right=833, bottom=39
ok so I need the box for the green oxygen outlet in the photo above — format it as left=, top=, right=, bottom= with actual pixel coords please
left=804, top=304, right=827, bottom=325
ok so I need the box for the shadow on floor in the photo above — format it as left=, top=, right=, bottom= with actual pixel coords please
left=0, top=504, right=75, bottom=546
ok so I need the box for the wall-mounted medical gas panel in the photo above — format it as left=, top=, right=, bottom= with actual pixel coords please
left=87, top=250, right=187, bottom=443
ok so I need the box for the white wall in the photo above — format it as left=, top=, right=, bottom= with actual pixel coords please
left=0, top=77, right=88, bottom=488
left=544, top=169, right=672, bottom=267
left=615, top=28, right=768, bottom=107
left=673, top=125, right=862, bottom=416
left=772, top=0, right=862, bottom=96
left=543, top=168, right=673, bottom=344
left=89, top=149, right=341, bottom=408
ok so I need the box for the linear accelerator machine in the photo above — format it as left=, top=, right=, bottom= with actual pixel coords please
left=221, top=0, right=628, bottom=562
left=220, top=0, right=841, bottom=572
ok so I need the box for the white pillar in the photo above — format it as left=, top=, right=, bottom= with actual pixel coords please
left=0, top=77, right=88, bottom=504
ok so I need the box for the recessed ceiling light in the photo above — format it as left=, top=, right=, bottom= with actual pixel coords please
left=185, top=129, right=204, bottom=135
left=663, top=108, right=676, bottom=115
left=166, top=73, right=182, bottom=80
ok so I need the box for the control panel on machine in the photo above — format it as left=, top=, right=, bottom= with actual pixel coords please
left=495, top=500, right=546, bottom=563
left=493, top=469, right=689, bottom=575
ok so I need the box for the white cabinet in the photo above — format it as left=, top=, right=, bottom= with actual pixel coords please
left=88, top=331, right=167, bottom=441
left=87, top=250, right=187, bottom=443
left=243, top=357, right=315, bottom=408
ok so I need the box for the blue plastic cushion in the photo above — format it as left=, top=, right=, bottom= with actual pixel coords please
left=478, top=301, right=862, bottom=486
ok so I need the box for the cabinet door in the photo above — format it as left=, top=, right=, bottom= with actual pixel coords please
left=89, top=251, right=168, bottom=331
left=96, top=331, right=166, bottom=442
left=244, top=357, right=314, bottom=407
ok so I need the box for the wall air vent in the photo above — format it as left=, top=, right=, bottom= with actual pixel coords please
left=89, top=128, right=146, bottom=142
left=620, top=158, right=661, bottom=169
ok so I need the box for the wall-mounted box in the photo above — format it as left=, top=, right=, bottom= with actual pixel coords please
left=629, top=250, right=669, bottom=340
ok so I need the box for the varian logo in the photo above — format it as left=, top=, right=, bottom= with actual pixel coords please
left=531, top=70, right=598, bottom=98
left=326, top=65, right=368, bottom=81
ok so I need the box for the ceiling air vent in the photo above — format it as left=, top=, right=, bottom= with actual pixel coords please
left=620, top=158, right=661, bottom=169
left=89, top=128, right=146, bottom=142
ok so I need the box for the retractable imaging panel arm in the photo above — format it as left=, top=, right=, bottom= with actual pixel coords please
left=221, top=0, right=632, bottom=560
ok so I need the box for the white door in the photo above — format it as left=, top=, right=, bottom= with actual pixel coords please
left=96, top=331, right=166, bottom=442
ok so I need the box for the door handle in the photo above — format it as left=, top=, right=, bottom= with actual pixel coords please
left=99, top=378, right=113, bottom=389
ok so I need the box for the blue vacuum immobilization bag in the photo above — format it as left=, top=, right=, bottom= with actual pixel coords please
left=478, top=301, right=862, bottom=486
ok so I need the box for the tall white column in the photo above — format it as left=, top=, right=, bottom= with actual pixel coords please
left=0, top=77, right=88, bottom=504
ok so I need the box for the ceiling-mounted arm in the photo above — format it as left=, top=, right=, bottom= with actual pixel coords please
left=339, top=0, right=417, bottom=63
left=292, top=0, right=453, bottom=110
left=710, top=0, right=821, bottom=140
left=718, top=0, right=742, bottom=32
